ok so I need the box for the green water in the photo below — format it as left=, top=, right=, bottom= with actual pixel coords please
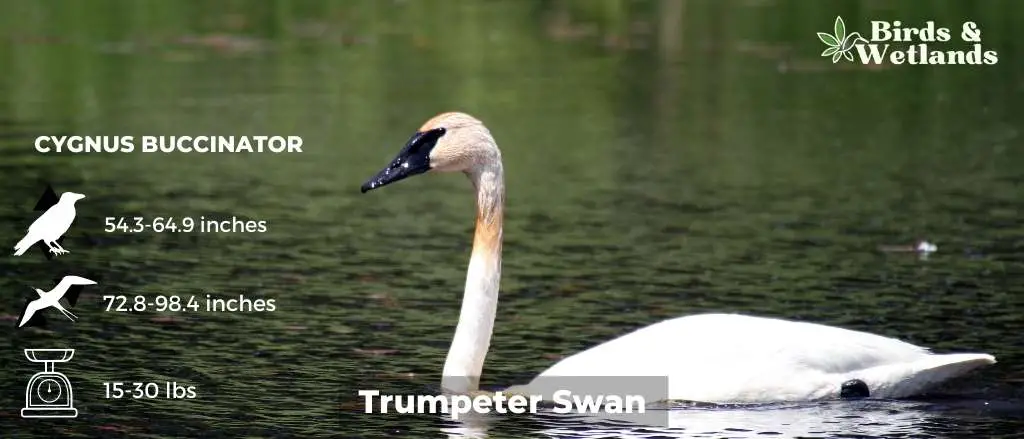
left=0, top=1, right=1022, bottom=438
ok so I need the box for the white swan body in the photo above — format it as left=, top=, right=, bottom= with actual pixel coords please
left=361, top=112, right=995, bottom=404
left=529, top=313, right=993, bottom=403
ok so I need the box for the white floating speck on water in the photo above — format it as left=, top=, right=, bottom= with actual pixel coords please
left=916, top=241, right=937, bottom=253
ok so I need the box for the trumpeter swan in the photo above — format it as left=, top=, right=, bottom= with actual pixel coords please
left=360, top=112, right=995, bottom=404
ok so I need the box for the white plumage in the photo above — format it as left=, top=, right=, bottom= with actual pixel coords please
left=528, top=313, right=994, bottom=402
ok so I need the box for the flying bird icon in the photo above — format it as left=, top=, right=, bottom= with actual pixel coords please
left=13, top=191, right=86, bottom=256
left=17, top=276, right=97, bottom=328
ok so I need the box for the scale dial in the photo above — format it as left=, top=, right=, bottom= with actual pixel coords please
left=36, top=378, right=62, bottom=404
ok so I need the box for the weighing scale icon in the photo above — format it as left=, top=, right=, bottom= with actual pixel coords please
left=22, top=348, right=78, bottom=418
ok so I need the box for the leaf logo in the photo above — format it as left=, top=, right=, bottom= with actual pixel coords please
left=818, top=16, right=867, bottom=63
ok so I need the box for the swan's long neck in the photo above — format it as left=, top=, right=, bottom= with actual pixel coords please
left=441, top=159, right=504, bottom=394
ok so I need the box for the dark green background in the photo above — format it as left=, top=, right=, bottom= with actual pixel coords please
left=0, top=0, right=1021, bottom=438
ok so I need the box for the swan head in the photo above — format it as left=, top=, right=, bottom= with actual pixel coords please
left=361, top=112, right=496, bottom=193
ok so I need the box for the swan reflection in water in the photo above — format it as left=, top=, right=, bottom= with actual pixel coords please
left=440, top=400, right=979, bottom=439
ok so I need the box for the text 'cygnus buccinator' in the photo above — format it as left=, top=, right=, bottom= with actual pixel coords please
left=360, top=112, right=995, bottom=404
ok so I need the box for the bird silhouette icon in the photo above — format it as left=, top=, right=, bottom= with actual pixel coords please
left=17, top=276, right=97, bottom=327
left=13, top=192, right=85, bottom=256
